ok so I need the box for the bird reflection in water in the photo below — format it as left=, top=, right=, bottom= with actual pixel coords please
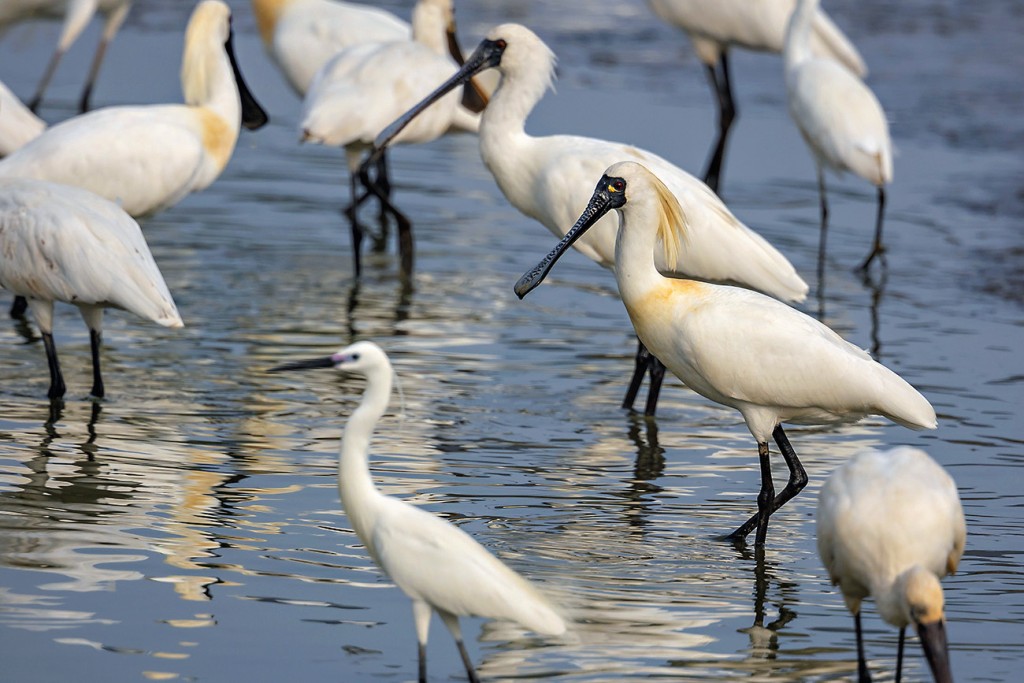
left=737, top=546, right=798, bottom=659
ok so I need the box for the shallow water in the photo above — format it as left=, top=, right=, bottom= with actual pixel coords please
left=0, top=1, right=1022, bottom=681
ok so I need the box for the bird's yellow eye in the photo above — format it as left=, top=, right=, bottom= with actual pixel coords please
left=607, top=184, right=619, bottom=193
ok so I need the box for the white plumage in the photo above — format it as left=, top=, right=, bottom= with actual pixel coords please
left=0, top=78, right=46, bottom=156
left=271, top=341, right=565, bottom=682
left=647, top=0, right=866, bottom=193
left=251, top=0, right=409, bottom=96
left=515, top=161, right=936, bottom=547
left=818, top=447, right=964, bottom=683
left=0, top=0, right=267, bottom=218
left=0, top=178, right=183, bottom=399
left=784, top=0, right=892, bottom=271
left=0, top=0, right=132, bottom=111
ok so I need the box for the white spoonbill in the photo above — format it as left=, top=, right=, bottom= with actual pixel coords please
left=818, top=447, right=963, bottom=683
left=0, top=0, right=132, bottom=112
left=0, top=0, right=268, bottom=218
left=252, top=0, right=409, bottom=97
left=514, top=161, right=936, bottom=547
left=646, top=0, right=865, bottom=194
left=784, top=0, right=892, bottom=273
left=0, top=78, right=46, bottom=156
left=300, top=0, right=483, bottom=276
left=270, top=341, right=566, bottom=683
left=369, top=23, right=808, bottom=416
left=0, top=178, right=183, bottom=399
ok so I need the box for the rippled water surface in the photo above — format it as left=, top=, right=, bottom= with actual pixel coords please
left=1, top=1, right=1022, bottom=681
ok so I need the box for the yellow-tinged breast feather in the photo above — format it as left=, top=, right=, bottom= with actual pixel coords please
left=198, top=108, right=234, bottom=171
left=251, top=0, right=291, bottom=46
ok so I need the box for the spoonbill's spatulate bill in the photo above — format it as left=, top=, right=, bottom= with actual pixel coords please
left=368, top=23, right=808, bottom=417
left=515, top=161, right=936, bottom=547
left=270, top=341, right=565, bottom=683
left=784, top=0, right=891, bottom=273
left=646, top=0, right=865, bottom=194
left=0, top=0, right=133, bottom=112
left=299, top=0, right=484, bottom=276
left=818, top=447, right=964, bottom=683
left=0, top=178, right=183, bottom=399
left=0, top=0, right=268, bottom=218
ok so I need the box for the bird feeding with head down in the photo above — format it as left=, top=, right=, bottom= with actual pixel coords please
left=366, top=22, right=808, bottom=417
left=818, top=447, right=963, bottom=683
left=784, top=0, right=892, bottom=273
left=0, top=178, right=183, bottom=400
left=645, top=0, right=865, bottom=194
left=270, top=341, right=566, bottom=683
left=515, top=161, right=936, bottom=547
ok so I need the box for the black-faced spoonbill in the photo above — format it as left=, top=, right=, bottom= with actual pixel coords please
left=299, top=0, right=485, bottom=276
left=645, top=0, right=865, bottom=194
left=515, top=161, right=936, bottom=547
left=0, top=0, right=132, bottom=112
left=368, top=23, right=808, bottom=416
left=818, top=447, right=964, bottom=683
left=784, top=0, right=892, bottom=273
left=0, top=178, right=183, bottom=399
left=0, top=0, right=267, bottom=218
left=270, top=341, right=566, bottom=683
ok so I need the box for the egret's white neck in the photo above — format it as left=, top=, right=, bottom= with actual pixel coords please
left=783, top=0, right=818, bottom=71
left=338, top=367, right=393, bottom=547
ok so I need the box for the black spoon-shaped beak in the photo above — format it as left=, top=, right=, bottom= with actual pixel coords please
left=268, top=356, right=336, bottom=373
left=918, top=619, right=954, bottom=683
left=363, top=37, right=506, bottom=169
left=514, top=175, right=626, bottom=299
left=225, top=25, right=269, bottom=131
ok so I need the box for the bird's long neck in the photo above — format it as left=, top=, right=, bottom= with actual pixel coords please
left=614, top=196, right=677, bottom=306
left=181, top=19, right=241, bottom=136
left=784, top=0, right=818, bottom=70
left=410, top=1, right=447, bottom=56
left=479, top=57, right=553, bottom=162
left=338, top=367, right=392, bottom=547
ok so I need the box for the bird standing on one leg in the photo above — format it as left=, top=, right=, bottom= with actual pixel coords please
left=818, top=447, right=964, bottom=683
left=515, top=161, right=935, bottom=547
left=784, top=0, right=892, bottom=273
left=271, top=341, right=565, bottom=682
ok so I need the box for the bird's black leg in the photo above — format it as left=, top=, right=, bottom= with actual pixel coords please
left=856, top=186, right=887, bottom=273
left=728, top=440, right=774, bottom=544
left=701, top=52, right=736, bottom=195
left=89, top=329, right=104, bottom=398
left=29, top=49, right=65, bottom=112
left=358, top=155, right=414, bottom=275
left=42, top=332, right=66, bottom=399
left=455, top=637, right=480, bottom=683
left=816, top=164, right=830, bottom=298
left=644, top=355, right=666, bottom=417
left=621, top=339, right=666, bottom=416
left=374, top=152, right=393, bottom=241
left=895, top=625, right=905, bottom=683
left=417, top=642, right=427, bottom=683
left=856, top=612, right=873, bottom=682
left=727, top=426, right=807, bottom=544
left=347, top=172, right=366, bottom=277
left=10, top=295, right=28, bottom=318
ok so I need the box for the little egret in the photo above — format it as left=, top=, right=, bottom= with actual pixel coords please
left=515, top=161, right=936, bottom=547
left=784, top=0, right=892, bottom=273
left=646, top=0, right=865, bottom=193
left=0, top=78, right=46, bottom=156
left=299, top=0, right=484, bottom=276
left=369, top=23, right=808, bottom=416
left=0, top=0, right=132, bottom=112
left=0, top=178, right=183, bottom=399
left=818, top=447, right=964, bottom=683
left=270, top=341, right=566, bottom=682
left=0, top=0, right=268, bottom=218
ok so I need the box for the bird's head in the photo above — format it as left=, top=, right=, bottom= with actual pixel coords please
left=901, top=566, right=954, bottom=683
left=269, top=341, right=391, bottom=380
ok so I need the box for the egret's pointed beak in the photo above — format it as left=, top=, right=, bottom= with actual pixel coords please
left=446, top=25, right=489, bottom=113
left=514, top=176, right=625, bottom=299
left=366, top=37, right=505, bottom=164
left=268, top=356, right=336, bottom=373
left=917, top=619, right=954, bottom=683
left=225, top=26, right=269, bottom=130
